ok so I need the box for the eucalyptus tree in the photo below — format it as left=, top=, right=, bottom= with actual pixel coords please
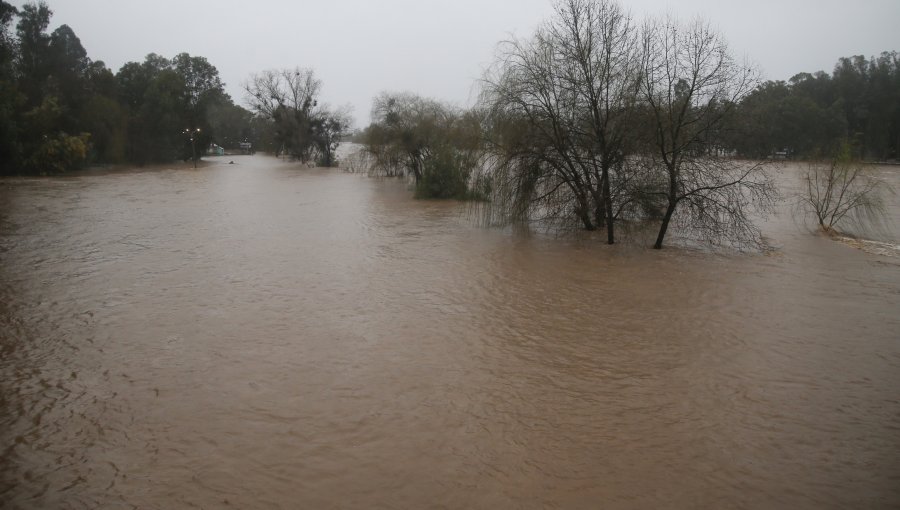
left=46, top=24, right=92, bottom=133
left=116, top=55, right=188, bottom=163
left=14, top=0, right=51, bottom=108
left=0, top=0, right=18, bottom=171
left=0, top=1, right=14, bottom=65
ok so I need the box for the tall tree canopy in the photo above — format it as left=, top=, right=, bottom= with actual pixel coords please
left=0, top=1, right=256, bottom=174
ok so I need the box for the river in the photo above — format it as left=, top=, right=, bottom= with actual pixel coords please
left=1, top=154, right=899, bottom=509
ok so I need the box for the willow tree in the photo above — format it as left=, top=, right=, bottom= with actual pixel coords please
left=366, top=91, right=451, bottom=183
left=481, top=0, right=642, bottom=242
left=364, top=91, right=485, bottom=199
left=639, top=16, right=776, bottom=249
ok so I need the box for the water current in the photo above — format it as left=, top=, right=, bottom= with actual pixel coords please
left=1, top=154, right=899, bottom=509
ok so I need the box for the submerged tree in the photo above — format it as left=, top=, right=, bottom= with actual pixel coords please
left=477, top=2, right=779, bottom=248
left=638, top=16, right=776, bottom=249
left=366, top=91, right=451, bottom=182
left=244, top=67, right=350, bottom=166
left=481, top=0, right=642, bottom=240
left=363, top=91, right=485, bottom=199
left=800, top=143, right=892, bottom=235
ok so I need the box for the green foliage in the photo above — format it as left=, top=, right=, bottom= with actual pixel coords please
left=728, top=80, right=845, bottom=158
left=116, top=53, right=236, bottom=164
left=0, top=1, right=17, bottom=68
left=0, top=0, right=896, bottom=178
left=729, top=52, right=900, bottom=161
left=415, top=145, right=474, bottom=199
left=81, top=93, right=126, bottom=163
left=15, top=1, right=51, bottom=111
left=364, top=92, right=483, bottom=200
left=0, top=1, right=255, bottom=173
left=120, top=64, right=187, bottom=164
left=23, top=131, right=89, bottom=174
left=15, top=95, right=88, bottom=173
left=207, top=100, right=252, bottom=150
left=0, top=76, right=22, bottom=173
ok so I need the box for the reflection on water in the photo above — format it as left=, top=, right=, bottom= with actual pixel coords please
left=1, top=156, right=899, bottom=509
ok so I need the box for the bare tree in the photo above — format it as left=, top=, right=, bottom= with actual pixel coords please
left=244, top=67, right=321, bottom=119
left=366, top=91, right=451, bottom=183
left=243, top=67, right=350, bottom=165
left=481, top=0, right=641, bottom=241
left=800, top=147, right=892, bottom=235
left=551, top=0, right=643, bottom=242
left=363, top=92, right=486, bottom=199
left=340, top=146, right=373, bottom=174
left=639, top=16, right=776, bottom=249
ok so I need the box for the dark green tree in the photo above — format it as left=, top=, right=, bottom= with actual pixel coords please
left=0, top=0, right=20, bottom=172
left=172, top=52, right=226, bottom=158
left=14, top=0, right=51, bottom=109
left=207, top=99, right=253, bottom=150
left=117, top=55, right=188, bottom=164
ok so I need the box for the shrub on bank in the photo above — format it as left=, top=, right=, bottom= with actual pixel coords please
left=23, top=133, right=91, bottom=175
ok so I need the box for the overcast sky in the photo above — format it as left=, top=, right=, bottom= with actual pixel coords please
left=13, top=0, right=900, bottom=127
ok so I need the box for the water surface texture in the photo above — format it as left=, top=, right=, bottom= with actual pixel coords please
left=1, top=156, right=899, bottom=509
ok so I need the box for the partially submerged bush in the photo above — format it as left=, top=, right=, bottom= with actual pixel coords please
left=415, top=145, right=473, bottom=200
left=363, top=92, right=486, bottom=200
left=800, top=144, right=893, bottom=235
left=24, top=132, right=91, bottom=174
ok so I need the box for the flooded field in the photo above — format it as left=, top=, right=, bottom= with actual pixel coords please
left=1, top=155, right=899, bottom=509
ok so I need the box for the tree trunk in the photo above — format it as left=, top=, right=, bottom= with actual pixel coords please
left=653, top=203, right=677, bottom=249
left=579, top=209, right=596, bottom=231
left=410, top=157, right=421, bottom=185
left=603, top=167, right=614, bottom=245
left=593, top=200, right=605, bottom=230
left=593, top=175, right=606, bottom=230
left=576, top=195, right=595, bottom=231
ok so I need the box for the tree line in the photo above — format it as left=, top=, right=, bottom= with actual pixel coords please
left=358, top=0, right=897, bottom=248
left=0, top=0, right=349, bottom=175
left=727, top=52, right=900, bottom=160
left=1, top=0, right=894, bottom=247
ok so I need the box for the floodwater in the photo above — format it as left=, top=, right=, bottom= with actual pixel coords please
left=1, top=154, right=899, bottom=509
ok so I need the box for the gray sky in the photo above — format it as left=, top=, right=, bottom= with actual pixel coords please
left=16, top=0, right=900, bottom=127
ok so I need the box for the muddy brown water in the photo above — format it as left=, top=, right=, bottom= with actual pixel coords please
left=1, top=155, right=899, bottom=509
